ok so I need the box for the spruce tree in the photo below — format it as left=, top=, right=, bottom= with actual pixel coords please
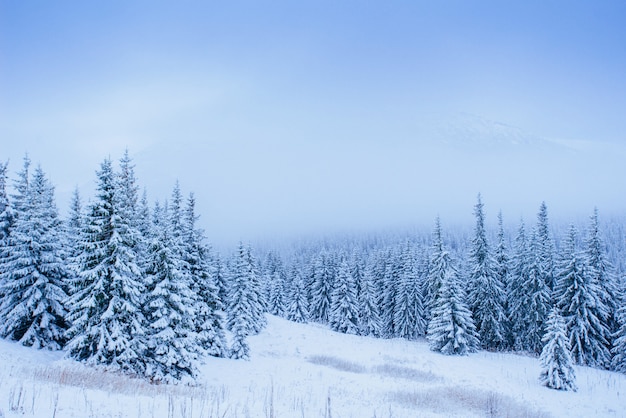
left=494, top=211, right=511, bottom=348
left=467, top=195, right=506, bottom=350
left=381, top=248, right=401, bottom=337
left=555, top=225, right=610, bottom=368
left=427, top=253, right=478, bottom=355
left=358, top=264, right=382, bottom=337
left=142, top=200, right=199, bottom=381
left=393, top=243, right=425, bottom=340
left=612, top=302, right=626, bottom=373
left=507, top=219, right=530, bottom=351
left=65, top=158, right=146, bottom=374
left=539, top=308, right=577, bottom=391
left=183, top=193, right=226, bottom=358
left=0, top=161, right=12, bottom=245
left=266, top=252, right=287, bottom=317
left=329, top=259, right=359, bottom=334
left=584, top=209, right=620, bottom=338
left=309, top=251, right=335, bottom=323
left=226, top=243, right=256, bottom=359
left=536, top=202, right=556, bottom=291
left=0, top=163, right=68, bottom=349
left=286, top=265, right=309, bottom=323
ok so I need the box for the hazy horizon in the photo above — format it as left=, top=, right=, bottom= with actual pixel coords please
left=2, top=1, right=625, bottom=247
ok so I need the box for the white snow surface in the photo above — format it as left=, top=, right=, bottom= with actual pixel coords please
left=0, top=314, right=624, bottom=417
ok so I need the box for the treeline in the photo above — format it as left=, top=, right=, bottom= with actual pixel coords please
left=259, top=197, right=626, bottom=378
left=0, top=153, right=625, bottom=386
left=0, top=153, right=266, bottom=383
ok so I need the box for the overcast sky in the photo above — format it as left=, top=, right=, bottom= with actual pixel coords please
left=1, top=1, right=626, bottom=246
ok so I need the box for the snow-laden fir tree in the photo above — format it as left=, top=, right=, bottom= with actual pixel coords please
left=65, top=158, right=146, bottom=374
left=381, top=249, right=401, bottom=337
left=183, top=193, right=226, bottom=358
left=424, top=217, right=448, bottom=318
left=286, top=265, right=309, bottom=323
left=539, top=308, right=577, bottom=391
left=612, top=301, right=626, bottom=373
left=330, top=258, right=359, bottom=334
left=226, top=242, right=257, bottom=360
left=467, top=195, right=506, bottom=350
left=265, top=251, right=287, bottom=317
left=507, top=219, right=530, bottom=351
left=0, top=161, right=12, bottom=245
left=0, top=163, right=69, bottom=349
left=536, top=202, right=556, bottom=291
left=358, top=263, right=382, bottom=337
left=426, top=220, right=479, bottom=355
left=584, top=208, right=620, bottom=338
left=494, top=211, right=511, bottom=348
left=245, top=244, right=267, bottom=334
left=393, top=243, right=426, bottom=340
left=142, top=198, right=199, bottom=381
left=309, top=250, right=335, bottom=323
left=555, top=225, right=610, bottom=368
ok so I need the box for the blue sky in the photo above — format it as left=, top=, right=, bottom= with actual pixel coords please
left=1, top=1, right=626, bottom=245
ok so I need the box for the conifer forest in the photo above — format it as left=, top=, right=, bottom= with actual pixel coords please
left=1, top=152, right=625, bottom=392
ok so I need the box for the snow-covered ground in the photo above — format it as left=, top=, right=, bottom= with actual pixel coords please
left=0, top=315, right=624, bottom=418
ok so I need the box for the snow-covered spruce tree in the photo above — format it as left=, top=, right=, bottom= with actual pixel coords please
left=467, top=195, right=506, bottom=350
left=245, top=244, right=267, bottom=333
left=424, top=216, right=448, bottom=319
left=539, top=308, right=577, bottom=391
left=393, top=243, right=426, bottom=340
left=65, top=158, right=146, bottom=375
left=358, top=263, right=382, bottom=337
left=507, top=219, right=530, bottom=351
left=381, top=248, right=401, bottom=337
left=426, top=233, right=479, bottom=355
left=226, top=242, right=257, bottom=360
left=309, top=250, right=335, bottom=323
left=555, top=225, right=610, bottom=368
left=0, top=163, right=69, bottom=349
left=183, top=193, right=226, bottom=358
left=536, top=202, right=556, bottom=291
left=612, top=302, right=626, bottom=372
left=0, top=161, right=12, bottom=245
left=330, top=258, right=359, bottom=334
left=286, top=265, right=309, bottom=323
left=494, top=211, right=511, bottom=348
left=142, top=198, right=199, bottom=382
left=584, top=208, right=620, bottom=338
left=265, top=251, right=287, bottom=317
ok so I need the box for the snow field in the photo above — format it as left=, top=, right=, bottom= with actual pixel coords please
left=1, top=314, right=625, bottom=417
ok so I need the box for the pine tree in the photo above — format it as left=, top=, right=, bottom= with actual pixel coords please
left=494, top=211, right=511, bottom=348
left=309, top=251, right=335, bottom=323
left=0, top=163, right=68, bottom=349
left=358, top=264, right=382, bottom=337
left=286, top=265, right=309, bottom=323
left=555, top=225, right=610, bottom=368
left=0, top=161, right=12, bottom=245
left=183, top=193, right=226, bottom=358
left=536, top=202, right=556, bottom=292
left=426, top=250, right=479, bottom=355
left=612, top=302, right=626, bottom=372
left=539, top=308, right=577, bottom=391
left=467, top=195, right=506, bottom=350
left=329, top=259, right=359, bottom=334
left=65, top=158, right=146, bottom=374
left=393, top=243, right=425, bottom=340
left=381, top=249, right=401, bottom=337
left=265, top=252, right=287, bottom=317
left=507, top=219, right=530, bottom=351
left=424, top=217, right=448, bottom=318
left=226, top=243, right=256, bottom=360
left=584, top=209, right=620, bottom=338
left=142, top=200, right=199, bottom=381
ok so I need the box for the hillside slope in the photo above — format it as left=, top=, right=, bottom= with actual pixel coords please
left=0, top=315, right=624, bottom=417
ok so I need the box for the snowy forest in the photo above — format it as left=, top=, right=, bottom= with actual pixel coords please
left=1, top=152, right=625, bottom=389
